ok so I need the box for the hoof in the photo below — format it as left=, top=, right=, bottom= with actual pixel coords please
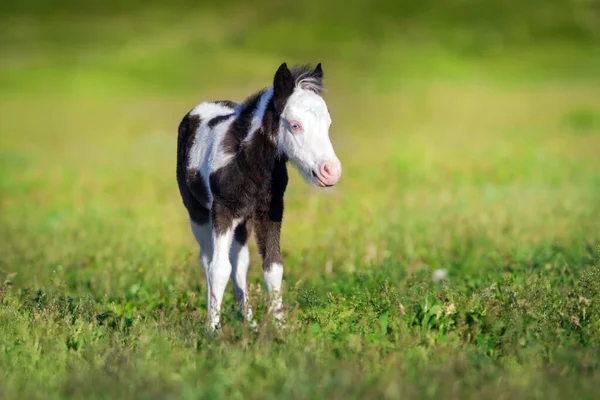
left=272, top=313, right=286, bottom=329
left=206, top=320, right=221, bottom=333
left=248, top=319, right=259, bottom=332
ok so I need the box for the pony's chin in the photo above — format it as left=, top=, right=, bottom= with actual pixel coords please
left=294, top=165, right=323, bottom=188
left=290, top=162, right=333, bottom=188
left=305, top=170, right=334, bottom=188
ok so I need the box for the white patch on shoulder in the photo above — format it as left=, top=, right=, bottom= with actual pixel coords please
left=244, top=87, right=274, bottom=143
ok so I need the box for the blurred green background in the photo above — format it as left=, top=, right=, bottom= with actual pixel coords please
left=1, top=1, right=600, bottom=399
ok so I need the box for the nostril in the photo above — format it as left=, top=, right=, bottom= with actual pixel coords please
left=320, top=162, right=332, bottom=178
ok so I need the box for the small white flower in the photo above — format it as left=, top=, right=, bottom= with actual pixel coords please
left=432, top=269, right=447, bottom=283
left=398, top=303, right=406, bottom=316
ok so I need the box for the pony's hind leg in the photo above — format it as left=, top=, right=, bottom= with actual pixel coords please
left=190, top=219, right=216, bottom=327
left=206, top=204, right=237, bottom=330
left=191, top=219, right=213, bottom=271
left=230, top=220, right=254, bottom=323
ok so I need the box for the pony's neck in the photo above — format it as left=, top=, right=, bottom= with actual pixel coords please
left=240, top=97, right=286, bottom=184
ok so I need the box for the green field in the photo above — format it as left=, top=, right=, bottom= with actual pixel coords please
left=1, top=1, right=600, bottom=398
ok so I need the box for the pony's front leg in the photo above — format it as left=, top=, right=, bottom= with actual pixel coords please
left=254, top=208, right=285, bottom=323
left=206, top=205, right=237, bottom=331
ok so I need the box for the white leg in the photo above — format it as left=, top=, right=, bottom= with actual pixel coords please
left=191, top=220, right=218, bottom=329
left=230, top=238, right=253, bottom=322
left=263, top=262, right=284, bottom=321
left=206, top=222, right=236, bottom=330
left=191, top=220, right=213, bottom=271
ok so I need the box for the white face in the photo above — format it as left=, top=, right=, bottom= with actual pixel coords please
left=277, top=89, right=342, bottom=187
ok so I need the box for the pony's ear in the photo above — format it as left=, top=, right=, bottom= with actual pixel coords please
left=273, top=62, right=294, bottom=114
left=314, top=63, right=323, bottom=79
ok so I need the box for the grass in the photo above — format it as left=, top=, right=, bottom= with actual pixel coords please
left=1, top=1, right=600, bottom=399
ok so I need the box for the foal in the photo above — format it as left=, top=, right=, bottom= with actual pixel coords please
left=176, top=63, right=342, bottom=329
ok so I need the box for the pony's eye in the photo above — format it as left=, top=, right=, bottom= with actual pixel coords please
left=289, top=120, right=302, bottom=132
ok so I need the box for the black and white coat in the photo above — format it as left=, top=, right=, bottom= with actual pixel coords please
left=176, top=63, right=342, bottom=329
